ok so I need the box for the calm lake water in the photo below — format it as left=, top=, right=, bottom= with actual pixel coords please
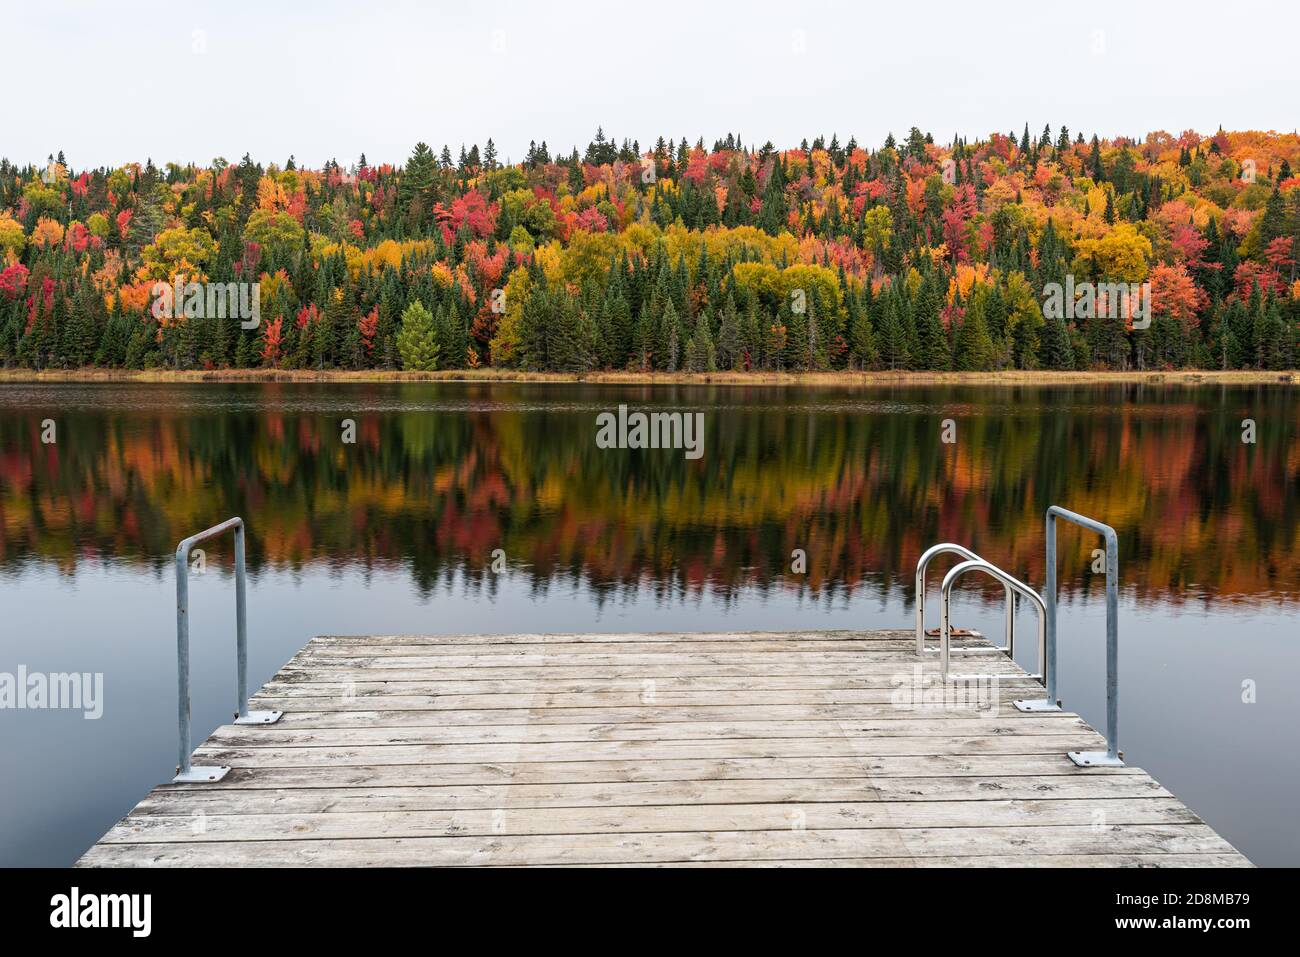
left=1, top=380, right=1297, bottom=866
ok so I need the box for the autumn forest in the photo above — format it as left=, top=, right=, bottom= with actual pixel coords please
left=1, top=126, right=1299, bottom=376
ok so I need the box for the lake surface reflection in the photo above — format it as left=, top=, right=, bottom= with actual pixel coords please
left=1, top=380, right=1296, bottom=865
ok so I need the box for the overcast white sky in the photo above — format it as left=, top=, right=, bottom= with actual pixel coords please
left=8, top=0, right=1297, bottom=169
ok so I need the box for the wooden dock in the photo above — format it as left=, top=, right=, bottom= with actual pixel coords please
left=79, top=630, right=1249, bottom=867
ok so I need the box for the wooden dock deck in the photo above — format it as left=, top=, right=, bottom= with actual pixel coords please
left=79, top=630, right=1249, bottom=867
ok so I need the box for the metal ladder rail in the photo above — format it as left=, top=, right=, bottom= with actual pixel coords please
left=937, top=558, right=1047, bottom=685
left=1012, top=506, right=1124, bottom=768
left=173, top=517, right=282, bottom=783
left=915, top=543, right=1015, bottom=657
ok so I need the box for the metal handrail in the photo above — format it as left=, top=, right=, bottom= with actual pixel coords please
left=915, top=543, right=1015, bottom=656
left=1013, top=506, right=1124, bottom=768
left=939, top=559, right=1046, bottom=684
left=173, top=517, right=281, bottom=783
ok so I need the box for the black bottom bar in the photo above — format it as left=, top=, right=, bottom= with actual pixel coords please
left=4, top=866, right=1283, bottom=942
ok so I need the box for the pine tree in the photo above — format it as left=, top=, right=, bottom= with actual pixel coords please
left=548, top=293, right=596, bottom=372
left=400, top=143, right=437, bottom=224
left=783, top=294, right=809, bottom=370
left=65, top=285, right=100, bottom=366
left=632, top=310, right=652, bottom=370
left=849, top=289, right=879, bottom=369
left=914, top=279, right=950, bottom=370
left=96, top=303, right=129, bottom=367
left=757, top=159, right=788, bottom=236
left=685, top=311, right=717, bottom=372
left=665, top=312, right=680, bottom=372
left=234, top=329, right=256, bottom=367
left=741, top=300, right=762, bottom=369
left=953, top=304, right=995, bottom=371
left=1086, top=307, right=1128, bottom=369
left=1259, top=187, right=1287, bottom=246
left=516, top=278, right=547, bottom=369
left=125, top=321, right=155, bottom=369
left=396, top=301, right=440, bottom=370
left=1222, top=298, right=1250, bottom=368
left=605, top=286, right=632, bottom=365
left=1089, top=135, right=1104, bottom=181
left=439, top=298, right=468, bottom=369
left=716, top=294, right=740, bottom=370
left=877, top=290, right=910, bottom=370
left=1039, top=315, right=1075, bottom=370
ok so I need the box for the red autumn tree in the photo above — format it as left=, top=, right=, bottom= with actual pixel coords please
left=358, top=306, right=378, bottom=356
left=1150, top=262, right=1207, bottom=326
left=941, top=184, right=977, bottom=264
left=260, top=316, right=284, bottom=366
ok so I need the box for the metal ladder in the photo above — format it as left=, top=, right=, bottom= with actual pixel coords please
left=915, top=543, right=1016, bottom=657
left=172, top=517, right=282, bottom=783
left=915, top=507, right=1124, bottom=768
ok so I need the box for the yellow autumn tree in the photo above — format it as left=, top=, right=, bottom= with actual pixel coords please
left=487, top=266, right=531, bottom=367
left=0, top=214, right=25, bottom=256
left=243, top=209, right=305, bottom=261
left=140, top=226, right=216, bottom=281
left=30, top=217, right=65, bottom=249
left=1070, top=223, right=1152, bottom=282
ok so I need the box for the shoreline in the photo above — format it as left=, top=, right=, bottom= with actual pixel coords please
left=0, top=367, right=1297, bottom=387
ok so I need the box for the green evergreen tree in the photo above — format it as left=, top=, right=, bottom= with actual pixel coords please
left=848, top=289, right=879, bottom=369
left=1039, top=315, right=1075, bottom=370
left=715, top=294, right=740, bottom=370
left=399, top=142, right=437, bottom=228
left=548, top=293, right=596, bottom=372
left=396, top=300, right=440, bottom=370
left=954, top=301, right=996, bottom=371
left=685, top=311, right=717, bottom=372
left=877, top=290, right=910, bottom=369
left=662, top=300, right=681, bottom=371
left=914, top=280, right=950, bottom=370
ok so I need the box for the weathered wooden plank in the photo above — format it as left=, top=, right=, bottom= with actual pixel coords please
left=258, top=670, right=1040, bottom=696
left=78, top=824, right=1240, bottom=867
left=249, top=693, right=1051, bottom=716
left=303, top=639, right=931, bottom=657
left=191, top=734, right=1108, bottom=768
left=252, top=703, right=1072, bottom=725
left=206, top=716, right=1088, bottom=746
left=133, top=775, right=1172, bottom=815
left=313, top=630, right=919, bottom=645
left=274, top=661, right=1030, bottom=680
left=101, top=798, right=1200, bottom=845
left=261, top=673, right=1023, bottom=692
left=160, top=754, right=1144, bottom=789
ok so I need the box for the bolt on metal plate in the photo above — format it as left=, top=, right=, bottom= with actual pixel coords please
left=1068, top=750, right=1126, bottom=767
left=172, top=765, right=230, bottom=783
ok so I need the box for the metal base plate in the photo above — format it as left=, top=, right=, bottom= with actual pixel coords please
left=921, top=630, right=1011, bottom=656
left=1068, top=750, right=1126, bottom=768
left=235, top=709, right=283, bottom=725
left=172, top=765, right=230, bottom=783
left=1014, top=698, right=1063, bottom=713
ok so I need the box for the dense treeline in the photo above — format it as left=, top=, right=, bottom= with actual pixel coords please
left=1, top=125, right=1298, bottom=374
